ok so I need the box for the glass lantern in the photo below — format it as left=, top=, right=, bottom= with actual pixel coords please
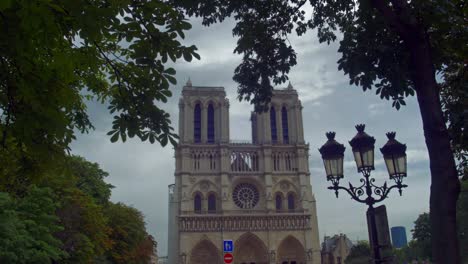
left=380, top=132, right=407, bottom=179
left=349, top=124, right=376, bottom=172
left=319, top=132, right=346, bottom=180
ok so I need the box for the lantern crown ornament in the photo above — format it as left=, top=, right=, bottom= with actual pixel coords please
left=319, top=132, right=345, bottom=180
left=349, top=124, right=376, bottom=172
left=380, top=132, right=407, bottom=179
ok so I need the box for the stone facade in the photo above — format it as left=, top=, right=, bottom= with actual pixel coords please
left=320, top=234, right=353, bottom=264
left=167, top=82, right=321, bottom=264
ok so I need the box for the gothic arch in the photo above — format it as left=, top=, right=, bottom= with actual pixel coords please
left=273, top=180, right=299, bottom=196
left=189, top=239, right=221, bottom=264
left=286, top=191, right=298, bottom=210
left=193, top=102, right=202, bottom=143
left=190, top=179, right=217, bottom=196
left=234, top=232, right=269, bottom=264
left=192, top=192, right=203, bottom=213
left=277, top=235, right=306, bottom=264
left=275, top=192, right=284, bottom=211
left=206, top=191, right=218, bottom=213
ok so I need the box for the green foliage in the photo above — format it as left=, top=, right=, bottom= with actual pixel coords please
left=441, top=63, right=468, bottom=178
left=0, top=186, right=65, bottom=263
left=104, top=202, right=152, bottom=264
left=0, top=0, right=198, bottom=188
left=0, top=155, right=155, bottom=264
left=345, top=241, right=371, bottom=264
left=67, top=155, right=114, bottom=205
left=411, top=213, right=432, bottom=261
left=393, top=213, right=432, bottom=263
left=54, top=188, right=112, bottom=264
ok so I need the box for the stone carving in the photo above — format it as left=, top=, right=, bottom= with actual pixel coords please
left=200, top=181, right=210, bottom=192
left=280, top=181, right=290, bottom=191
left=190, top=177, right=197, bottom=184
left=179, top=215, right=311, bottom=232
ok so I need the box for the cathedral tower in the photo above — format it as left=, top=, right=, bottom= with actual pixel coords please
left=168, top=81, right=321, bottom=264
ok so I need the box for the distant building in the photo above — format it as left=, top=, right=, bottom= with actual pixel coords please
left=321, top=234, right=353, bottom=264
left=391, top=226, right=408, bottom=248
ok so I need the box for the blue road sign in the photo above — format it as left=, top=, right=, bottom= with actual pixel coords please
left=223, top=240, right=233, bottom=252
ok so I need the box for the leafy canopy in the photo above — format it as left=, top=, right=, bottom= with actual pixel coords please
left=345, top=240, right=371, bottom=264
left=0, top=0, right=199, bottom=185
left=0, top=186, right=65, bottom=264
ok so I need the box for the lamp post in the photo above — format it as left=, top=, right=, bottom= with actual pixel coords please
left=319, top=124, right=408, bottom=264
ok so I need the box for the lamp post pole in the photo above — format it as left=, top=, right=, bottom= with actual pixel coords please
left=319, top=124, right=408, bottom=264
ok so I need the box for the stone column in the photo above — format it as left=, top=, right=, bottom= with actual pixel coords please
left=185, top=103, right=193, bottom=143
left=179, top=173, right=190, bottom=212
left=215, top=103, right=221, bottom=142
left=265, top=109, right=272, bottom=144
left=201, top=105, right=207, bottom=143
left=220, top=147, right=231, bottom=210
left=265, top=173, right=274, bottom=210
left=276, top=106, right=283, bottom=144
left=288, top=105, right=297, bottom=144
left=297, top=102, right=305, bottom=144
left=258, top=112, right=265, bottom=143
left=178, top=100, right=185, bottom=142
left=220, top=99, right=230, bottom=143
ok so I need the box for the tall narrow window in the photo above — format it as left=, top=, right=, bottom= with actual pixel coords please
left=194, top=103, right=201, bottom=143
left=270, top=106, right=277, bottom=143
left=282, top=106, right=289, bottom=143
left=194, top=194, right=202, bottom=213
left=208, top=193, right=216, bottom=213
left=287, top=193, right=295, bottom=210
left=207, top=103, right=215, bottom=143
left=275, top=194, right=282, bottom=211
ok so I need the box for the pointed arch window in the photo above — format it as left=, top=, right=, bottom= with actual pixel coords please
left=208, top=193, right=216, bottom=213
left=275, top=194, right=282, bottom=211
left=194, top=103, right=201, bottom=143
left=194, top=193, right=202, bottom=213
left=207, top=103, right=215, bottom=143
left=287, top=193, right=295, bottom=210
left=282, top=106, right=289, bottom=143
left=270, top=106, right=277, bottom=143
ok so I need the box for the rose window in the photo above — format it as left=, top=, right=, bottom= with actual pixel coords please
left=232, top=183, right=259, bottom=209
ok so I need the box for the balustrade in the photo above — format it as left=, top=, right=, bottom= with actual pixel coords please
left=186, top=144, right=301, bottom=173
left=179, top=214, right=311, bottom=232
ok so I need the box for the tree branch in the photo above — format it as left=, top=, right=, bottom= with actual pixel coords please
left=370, top=0, right=412, bottom=40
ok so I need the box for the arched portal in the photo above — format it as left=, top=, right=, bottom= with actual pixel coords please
left=277, top=236, right=306, bottom=264
left=234, top=233, right=269, bottom=264
left=189, top=239, right=221, bottom=264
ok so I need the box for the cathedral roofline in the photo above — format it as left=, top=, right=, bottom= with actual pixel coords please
left=182, top=85, right=226, bottom=96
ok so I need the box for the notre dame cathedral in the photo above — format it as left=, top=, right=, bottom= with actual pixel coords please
left=167, top=80, right=321, bottom=264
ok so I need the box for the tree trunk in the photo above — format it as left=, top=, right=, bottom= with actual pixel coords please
left=407, top=31, right=461, bottom=264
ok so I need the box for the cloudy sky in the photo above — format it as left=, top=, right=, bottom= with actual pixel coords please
left=71, top=17, right=431, bottom=255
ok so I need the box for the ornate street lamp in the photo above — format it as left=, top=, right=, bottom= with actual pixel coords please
left=381, top=132, right=407, bottom=194
left=319, top=124, right=408, bottom=264
left=318, top=132, right=345, bottom=184
left=349, top=124, right=376, bottom=173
